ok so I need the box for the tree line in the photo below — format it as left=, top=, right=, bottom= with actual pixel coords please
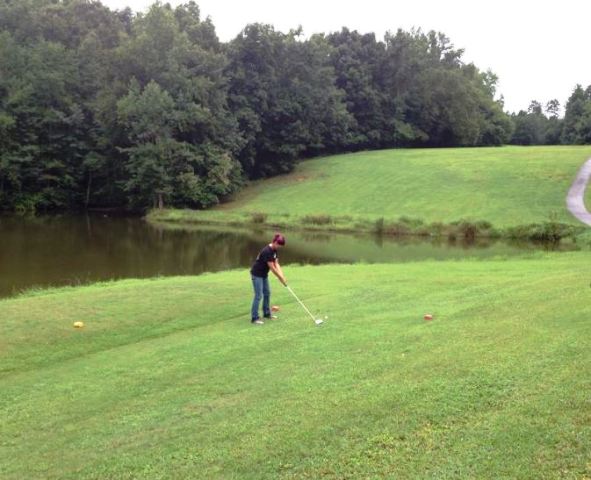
left=510, top=87, right=591, bottom=146
left=0, top=1, right=589, bottom=212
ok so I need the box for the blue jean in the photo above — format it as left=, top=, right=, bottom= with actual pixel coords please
left=251, top=275, right=271, bottom=321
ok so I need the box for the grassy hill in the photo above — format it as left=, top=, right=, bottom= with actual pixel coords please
left=2, top=255, right=590, bottom=479
left=149, top=146, right=591, bottom=236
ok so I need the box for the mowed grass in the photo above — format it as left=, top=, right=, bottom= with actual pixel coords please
left=152, top=146, right=591, bottom=230
left=1, top=255, right=590, bottom=479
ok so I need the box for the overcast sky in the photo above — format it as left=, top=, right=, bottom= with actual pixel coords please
left=101, top=0, right=591, bottom=115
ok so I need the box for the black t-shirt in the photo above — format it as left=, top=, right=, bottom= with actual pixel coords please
left=250, top=245, right=278, bottom=278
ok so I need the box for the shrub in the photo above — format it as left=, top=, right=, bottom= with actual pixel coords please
left=398, top=216, right=424, bottom=227
left=302, top=215, right=333, bottom=225
left=250, top=212, right=268, bottom=224
left=456, top=221, right=478, bottom=241
left=374, top=217, right=385, bottom=235
left=416, top=226, right=432, bottom=237
left=475, top=220, right=493, bottom=230
left=384, top=222, right=410, bottom=236
left=428, top=222, right=446, bottom=236
left=14, top=194, right=41, bottom=214
left=505, top=222, right=583, bottom=242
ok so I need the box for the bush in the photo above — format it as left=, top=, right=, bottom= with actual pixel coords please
left=475, top=220, right=493, bottom=230
left=505, top=222, right=583, bottom=242
left=302, top=215, right=333, bottom=225
left=416, top=226, right=432, bottom=237
left=398, top=216, right=424, bottom=227
left=455, top=221, right=478, bottom=241
left=14, top=194, right=42, bottom=214
left=428, top=222, right=446, bottom=236
left=384, top=222, right=411, bottom=236
left=374, top=217, right=385, bottom=235
left=449, top=219, right=497, bottom=240
left=250, top=212, right=268, bottom=224
left=574, top=230, right=591, bottom=247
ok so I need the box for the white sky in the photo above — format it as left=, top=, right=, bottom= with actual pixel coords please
left=101, top=0, right=591, bottom=114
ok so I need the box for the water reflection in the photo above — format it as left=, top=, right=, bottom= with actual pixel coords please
left=0, top=214, right=573, bottom=298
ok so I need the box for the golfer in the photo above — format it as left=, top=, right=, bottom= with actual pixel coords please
left=250, top=233, right=287, bottom=324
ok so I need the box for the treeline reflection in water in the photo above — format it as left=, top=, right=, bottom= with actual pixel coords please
left=0, top=214, right=568, bottom=298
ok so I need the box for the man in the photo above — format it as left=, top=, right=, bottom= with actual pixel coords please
left=250, top=233, right=287, bottom=325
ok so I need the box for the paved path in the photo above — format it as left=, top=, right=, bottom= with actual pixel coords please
left=566, top=157, right=591, bottom=226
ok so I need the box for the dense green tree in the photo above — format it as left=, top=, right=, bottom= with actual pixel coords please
left=476, top=82, right=514, bottom=145
left=326, top=28, right=512, bottom=149
left=114, top=4, right=242, bottom=207
left=0, top=0, right=131, bottom=47
left=0, top=0, right=131, bottom=210
left=326, top=28, right=388, bottom=149
left=510, top=101, right=546, bottom=145
left=226, top=24, right=351, bottom=178
left=117, top=79, right=240, bottom=208
left=546, top=99, right=560, bottom=118
left=562, top=85, right=591, bottom=144
left=174, top=0, right=220, bottom=52
left=380, top=30, right=511, bottom=147
left=290, top=34, right=352, bottom=157
left=543, top=99, right=563, bottom=144
left=0, top=32, right=83, bottom=210
left=509, top=99, right=568, bottom=146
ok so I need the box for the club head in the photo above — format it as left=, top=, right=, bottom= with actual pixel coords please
left=315, top=319, right=324, bottom=325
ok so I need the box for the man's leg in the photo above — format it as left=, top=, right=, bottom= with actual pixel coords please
left=251, top=275, right=263, bottom=322
left=262, top=276, right=271, bottom=318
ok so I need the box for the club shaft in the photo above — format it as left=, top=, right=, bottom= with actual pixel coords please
left=286, top=286, right=316, bottom=321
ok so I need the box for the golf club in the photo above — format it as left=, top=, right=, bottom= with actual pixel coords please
left=286, top=285, right=324, bottom=325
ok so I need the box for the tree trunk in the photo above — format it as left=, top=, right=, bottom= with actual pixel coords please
left=85, top=172, right=92, bottom=209
left=158, top=193, right=164, bottom=209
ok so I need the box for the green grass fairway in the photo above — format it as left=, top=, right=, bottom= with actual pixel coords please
left=150, top=146, right=591, bottom=233
left=2, top=254, right=590, bottom=479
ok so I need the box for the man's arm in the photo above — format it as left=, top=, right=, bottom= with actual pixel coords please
left=275, top=259, right=286, bottom=281
left=268, top=260, right=287, bottom=286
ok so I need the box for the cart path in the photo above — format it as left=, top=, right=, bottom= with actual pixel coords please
left=566, top=157, right=591, bottom=226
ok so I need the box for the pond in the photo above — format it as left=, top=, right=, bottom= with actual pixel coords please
left=0, top=214, right=567, bottom=298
